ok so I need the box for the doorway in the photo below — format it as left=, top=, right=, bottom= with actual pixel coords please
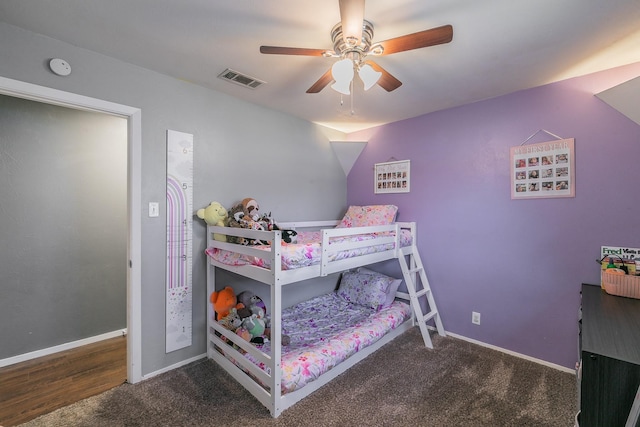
left=0, top=76, right=142, bottom=384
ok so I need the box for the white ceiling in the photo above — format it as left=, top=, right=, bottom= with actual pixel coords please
left=1, top=0, right=639, bottom=133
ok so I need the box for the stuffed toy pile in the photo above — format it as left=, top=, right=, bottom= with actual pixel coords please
left=211, top=287, right=289, bottom=346
left=237, top=290, right=290, bottom=345
left=226, top=198, right=297, bottom=245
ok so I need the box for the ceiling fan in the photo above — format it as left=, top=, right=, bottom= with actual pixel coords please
left=259, top=0, right=453, bottom=94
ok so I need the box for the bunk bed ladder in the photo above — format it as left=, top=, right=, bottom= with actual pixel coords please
left=398, top=245, right=446, bottom=348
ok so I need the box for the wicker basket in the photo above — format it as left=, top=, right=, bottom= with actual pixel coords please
left=602, top=270, right=640, bottom=299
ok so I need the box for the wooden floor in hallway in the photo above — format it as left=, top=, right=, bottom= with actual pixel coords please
left=0, top=335, right=127, bottom=426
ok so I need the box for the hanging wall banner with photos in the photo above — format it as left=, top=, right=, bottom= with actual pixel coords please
left=510, top=138, right=575, bottom=199
left=375, top=160, right=410, bottom=194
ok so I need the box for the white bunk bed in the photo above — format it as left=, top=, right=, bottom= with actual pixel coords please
left=205, top=217, right=445, bottom=417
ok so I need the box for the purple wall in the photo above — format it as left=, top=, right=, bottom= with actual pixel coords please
left=347, top=63, right=640, bottom=368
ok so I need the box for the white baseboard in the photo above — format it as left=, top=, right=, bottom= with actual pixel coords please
left=444, top=330, right=576, bottom=374
left=140, top=353, right=207, bottom=381
left=0, top=329, right=127, bottom=368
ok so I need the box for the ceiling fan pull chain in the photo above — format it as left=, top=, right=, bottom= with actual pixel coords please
left=350, top=81, right=355, bottom=115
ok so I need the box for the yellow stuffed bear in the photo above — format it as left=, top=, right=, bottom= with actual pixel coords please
left=196, top=201, right=228, bottom=242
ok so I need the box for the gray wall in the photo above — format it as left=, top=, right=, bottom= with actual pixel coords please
left=0, top=22, right=348, bottom=375
left=0, top=94, right=127, bottom=359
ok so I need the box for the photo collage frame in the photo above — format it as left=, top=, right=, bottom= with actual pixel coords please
left=510, top=138, right=575, bottom=199
left=374, top=160, right=410, bottom=194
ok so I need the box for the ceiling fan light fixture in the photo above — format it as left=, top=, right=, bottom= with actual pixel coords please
left=331, top=58, right=354, bottom=94
left=259, top=1, right=453, bottom=95
left=358, top=63, right=382, bottom=90
left=331, top=79, right=352, bottom=95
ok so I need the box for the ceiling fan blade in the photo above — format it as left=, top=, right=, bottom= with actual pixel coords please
left=339, top=0, right=365, bottom=46
left=260, top=46, right=328, bottom=57
left=306, top=68, right=334, bottom=93
left=377, top=24, right=453, bottom=55
left=365, top=61, right=402, bottom=92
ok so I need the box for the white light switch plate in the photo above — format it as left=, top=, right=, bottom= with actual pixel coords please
left=149, top=202, right=159, bottom=217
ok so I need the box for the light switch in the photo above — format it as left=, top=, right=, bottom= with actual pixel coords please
left=149, top=202, right=159, bottom=217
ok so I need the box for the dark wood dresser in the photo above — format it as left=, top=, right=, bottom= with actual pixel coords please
left=580, top=283, right=640, bottom=426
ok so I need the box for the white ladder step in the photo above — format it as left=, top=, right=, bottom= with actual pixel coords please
left=407, top=267, right=423, bottom=275
left=415, top=288, right=430, bottom=298
left=423, top=310, right=438, bottom=322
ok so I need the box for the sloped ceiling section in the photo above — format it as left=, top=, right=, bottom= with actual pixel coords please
left=596, top=76, right=640, bottom=126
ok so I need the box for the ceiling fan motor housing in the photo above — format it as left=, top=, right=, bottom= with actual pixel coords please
left=330, top=20, right=379, bottom=62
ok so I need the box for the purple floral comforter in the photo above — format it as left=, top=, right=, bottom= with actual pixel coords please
left=206, top=229, right=412, bottom=270
left=247, top=292, right=411, bottom=394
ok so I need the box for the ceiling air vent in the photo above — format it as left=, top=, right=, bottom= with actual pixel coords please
left=217, top=68, right=265, bottom=89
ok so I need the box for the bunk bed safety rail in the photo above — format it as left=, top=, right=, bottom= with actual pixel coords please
left=320, top=223, right=402, bottom=276
left=206, top=221, right=417, bottom=280
left=208, top=225, right=281, bottom=252
left=210, top=320, right=273, bottom=386
left=208, top=225, right=283, bottom=278
left=277, top=220, right=340, bottom=230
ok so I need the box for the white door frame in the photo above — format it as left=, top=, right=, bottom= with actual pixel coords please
left=0, top=76, right=142, bottom=383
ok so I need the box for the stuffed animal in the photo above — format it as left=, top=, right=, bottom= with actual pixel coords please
left=280, top=229, right=298, bottom=244
left=264, top=216, right=298, bottom=244
left=241, top=198, right=261, bottom=221
left=226, top=198, right=263, bottom=245
left=237, top=290, right=267, bottom=317
left=235, top=327, right=252, bottom=342
left=227, top=198, right=260, bottom=226
left=196, top=201, right=228, bottom=242
left=219, top=310, right=241, bottom=332
left=218, top=307, right=242, bottom=332
left=241, top=314, right=266, bottom=344
left=210, top=286, right=238, bottom=320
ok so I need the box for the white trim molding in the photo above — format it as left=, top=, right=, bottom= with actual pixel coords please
left=0, top=329, right=127, bottom=368
left=445, top=330, right=577, bottom=375
left=141, top=353, right=207, bottom=381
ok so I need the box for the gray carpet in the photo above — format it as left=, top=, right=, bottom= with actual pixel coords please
left=20, top=328, right=577, bottom=426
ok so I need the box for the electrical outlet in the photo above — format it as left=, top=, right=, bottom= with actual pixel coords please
left=472, top=311, right=481, bottom=325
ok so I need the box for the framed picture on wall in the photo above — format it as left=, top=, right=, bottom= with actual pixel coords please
left=374, top=160, right=410, bottom=194
left=510, top=138, right=575, bottom=199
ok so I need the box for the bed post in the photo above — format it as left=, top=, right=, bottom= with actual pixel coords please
left=206, top=226, right=216, bottom=359
left=270, top=230, right=283, bottom=416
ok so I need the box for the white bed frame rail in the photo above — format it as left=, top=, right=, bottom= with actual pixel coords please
left=205, top=220, right=444, bottom=417
left=207, top=221, right=411, bottom=281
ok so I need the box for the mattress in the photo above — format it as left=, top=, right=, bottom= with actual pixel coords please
left=244, top=292, right=411, bottom=394
left=206, top=229, right=412, bottom=270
